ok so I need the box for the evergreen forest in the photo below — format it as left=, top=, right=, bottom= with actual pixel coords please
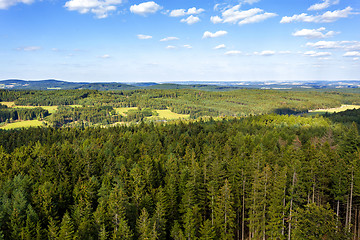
left=0, top=88, right=360, bottom=239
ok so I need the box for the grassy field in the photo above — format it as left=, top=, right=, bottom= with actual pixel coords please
left=0, top=120, right=44, bottom=130
left=0, top=102, right=83, bottom=114
left=114, top=107, right=138, bottom=116
left=148, top=110, right=190, bottom=120
left=308, top=105, right=360, bottom=115
left=13, top=105, right=58, bottom=114
left=0, top=101, right=15, bottom=107
left=307, top=105, right=360, bottom=116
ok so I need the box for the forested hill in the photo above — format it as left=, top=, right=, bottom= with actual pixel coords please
left=1, top=79, right=360, bottom=91
left=0, top=114, right=359, bottom=239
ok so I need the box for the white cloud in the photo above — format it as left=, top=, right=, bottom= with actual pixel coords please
left=16, top=46, right=41, bottom=51
left=130, top=1, right=162, bottom=16
left=292, top=27, right=338, bottom=39
left=225, top=50, right=242, bottom=55
left=99, top=54, right=111, bottom=58
left=166, top=45, right=176, bottom=49
left=304, top=51, right=332, bottom=57
left=160, top=37, right=179, bottom=42
left=0, top=0, right=33, bottom=9
left=64, top=0, right=122, bottom=18
left=254, top=50, right=276, bottom=56
left=183, top=45, right=192, bottom=49
left=137, top=34, right=152, bottom=40
left=307, top=41, right=360, bottom=51
left=281, top=7, right=356, bottom=23
left=187, top=7, right=204, bottom=15
left=214, top=44, right=226, bottom=49
left=169, top=7, right=204, bottom=17
left=203, top=30, right=228, bottom=39
left=243, top=0, right=261, bottom=4
left=210, top=16, right=223, bottom=24
left=308, top=0, right=339, bottom=11
left=169, top=9, right=186, bottom=17
left=238, top=12, right=277, bottom=25
left=210, top=5, right=277, bottom=25
left=343, top=51, right=360, bottom=57
left=180, top=15, right=200, bottom=25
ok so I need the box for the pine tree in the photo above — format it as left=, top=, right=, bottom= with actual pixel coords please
left=47, top=217, right=59, bottom=240
left=58, top=212, right=75, bottom=240
left=152, top=188, right=167, bottom=240
left=266, top=165, right=287, bottom=240
left=214, top=179, right=235, bottom=240
left=199, top=219, right=216, bottom=240
left=137, top=208, right=157, bottom=240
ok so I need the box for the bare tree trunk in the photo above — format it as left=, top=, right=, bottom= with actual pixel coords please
left=263, top=170, right=268, bottom=240
left=312, top=181, right=315, bottom=204
left=242, top=177, right=245, bottom=240
left=337, top=200, right=340, bottom=231
left=358, top=209, right=360, bottom=240
left=349, top=168, right=354, bottom=232
left=282, top=174, right=287, bottom=236
left=288, top=171, right=296, bottom=240
left=346, top=195, right=350, bottom=229
left=354, top=207, right=358, bottom=240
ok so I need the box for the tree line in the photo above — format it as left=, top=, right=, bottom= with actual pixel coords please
left=0, top=113, right=359, bottom=239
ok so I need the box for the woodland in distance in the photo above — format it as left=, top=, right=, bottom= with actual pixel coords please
left=0, top=88, right=360, bottom=240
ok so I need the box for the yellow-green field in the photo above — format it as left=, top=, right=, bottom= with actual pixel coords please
left=13, top=105, right=58, bottom=114
left=69, top=105, right=82, bottom=108
left=148, top=110, right=190, bottom=120
left=0, top=101, right=15, bottom=107
left=308, top=105, right=360, bottom=115
left=0, top=120, right=44, bottom=130
left=114, top=107, right=138, bottom=115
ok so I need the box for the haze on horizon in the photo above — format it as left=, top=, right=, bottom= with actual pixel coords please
left=1, top=0, right=360, bottom=82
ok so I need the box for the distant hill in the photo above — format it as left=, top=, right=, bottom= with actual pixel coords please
left=1, top=79, right=359, bottom=91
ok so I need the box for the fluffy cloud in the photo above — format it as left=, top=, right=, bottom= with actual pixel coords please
left=214, top=44, right=226, bottom=49
left=183, top=45, right=192, bottom=49
left=308, top=0, right=339, bottom=11
left=130, top=1, right=162, bottom=16
left=16, top=46, right=41, bottom=51
left=211, top=5, right=277, bottom=25
left=243, top=0, right=261, bottom=4
left=304, top=51, right=332, bottom=57
left=238, top=12, right=277, bottom=25
left=343, top=51, right=360, bottom=57
left=210, top=16, right=223, bottom=24
left=99, top=54, right=111, bottom=58
left=180, top=15, right=200, bottom=25
left=64, top=0, right=122, bottom=18
left=225, top=50, right=242, bottom=55
left=281, top=7, right=355, bottom=23
left=306, top=41, right=360, bottom=51
left=169, top=7, right=204, bottom=17
left=137, top=34, right=152, bottom=40
left=254, top=50, right=276, bottom=56
left=166, top=45, right=176, bottom=49
left=0, top=0, right=33, bottom=9
left=202, top=31, right=228, bottom=39
left=160, top=37, right=179, bottom=42
left=292, top=27, right=338, bottom=39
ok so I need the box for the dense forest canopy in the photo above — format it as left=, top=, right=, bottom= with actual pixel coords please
left=1, top=88, right=360, bottom=127
left=0, top=113, right=360, bottom=239
left=1, top=88, right=360, bottom=239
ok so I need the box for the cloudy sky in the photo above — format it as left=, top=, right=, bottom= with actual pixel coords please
left=1, top=0, right=360, bottom=82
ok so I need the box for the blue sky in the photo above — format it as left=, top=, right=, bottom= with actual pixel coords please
left=1, top=0, right=360, bottom=82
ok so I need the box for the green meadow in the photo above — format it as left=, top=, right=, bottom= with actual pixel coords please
left=0, top=120, right=44, bottom=129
